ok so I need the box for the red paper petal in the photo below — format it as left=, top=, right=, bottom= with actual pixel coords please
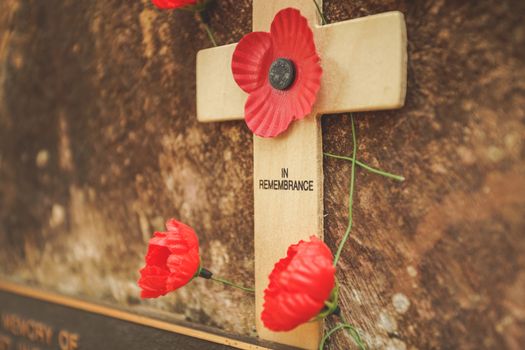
left=166, top=247, right=200, bottom=290
left=145, top=241, right=171, bottom=267
left=165, top=219, right=200, bottom=252
left=232, top=32, right=273, bottom=94
left=270, top=8, right=322, bottom=122
left=271, top=8, right=316, bottom=60
left=262, top=290, right=323, bottom=331
left=138, top=219, right=200, bottom=298
left=244, top=84, right=295, bottom=138
left=231, top=8, right=322, bottom=138
left=261, top=237, right=335, bottom=331
left=151, top=0, right=196, bottom=10
left=138, top=265, right=170, bottom=298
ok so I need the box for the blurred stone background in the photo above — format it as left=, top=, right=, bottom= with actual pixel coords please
left=0, top=0, right=524, bottom=349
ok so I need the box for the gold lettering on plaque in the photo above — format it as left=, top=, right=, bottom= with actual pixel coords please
left=58, top=330, right=79, bottom=350
left=0, top=313, right=53, bottom=346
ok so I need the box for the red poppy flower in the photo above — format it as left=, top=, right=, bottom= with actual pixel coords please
left=138, top=219, right=200, bottom=298
left=151, top=0, right=197, bottom=10
left=261, top=236, right=336, bottom=331
left=231, top=8, right=323, bottom=138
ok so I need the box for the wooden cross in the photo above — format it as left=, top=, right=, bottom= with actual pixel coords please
left=196, top=1, right=407, bottom=348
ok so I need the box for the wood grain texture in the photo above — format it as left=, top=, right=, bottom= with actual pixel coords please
left=0, top=0, right=524, bottom=349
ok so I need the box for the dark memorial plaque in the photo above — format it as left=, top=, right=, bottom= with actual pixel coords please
left=0, top=281, right=295, bottom=350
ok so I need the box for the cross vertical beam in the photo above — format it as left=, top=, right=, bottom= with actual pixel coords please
left=253, top=116, right=324, bottom=348
left=251, top=2, right=324, bottom=348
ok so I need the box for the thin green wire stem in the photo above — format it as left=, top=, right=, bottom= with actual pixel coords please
left=340, top=313, right=366, bottom=349
left=315, top=281, right=340, bottom=320
left=319, top=321, right=366, bottom=350
left=210, top=276, right=254, bottom=293
left=203, top=22, right=218, bottom=47
left=333, top=114, right=357, bottom=267
left=324, top=153, right=405, bottom=182
left=313, top=0, right=328, bottom=25
left=180, top=2, right=217, bottom=47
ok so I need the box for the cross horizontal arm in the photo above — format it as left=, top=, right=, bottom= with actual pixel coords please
left=196, top=44, right=246, bottom=122
left=314, top=11, right=407, bottom=114
left=196, top=11, right=407, bottom=123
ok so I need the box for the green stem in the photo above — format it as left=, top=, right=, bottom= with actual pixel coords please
left=313, top=0, right=328, bottom=25
left=210, top=276, right=254, bottom=293
left=202, top=22, right=217, bottom=47
left=340, top=314, right=366, bottom=350
left=319, top=321, right=366, bottom=350
left=180, top=1, right=217, bottom=47
left=324, top=153, right=405, bottom=182
left=315, top=281, right=340, bottom=320
left=333, top=114, right=357, bottom=267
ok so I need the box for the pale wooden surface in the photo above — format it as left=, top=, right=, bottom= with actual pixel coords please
left=196, top=44, right=246, bottom=122
left=252, top=1, right=324, bottom=348
left=196, top=0, right=407, bottom=348
left=253, top=116, right=323, bottom=349
left=314, top=12, right=407, bottom=113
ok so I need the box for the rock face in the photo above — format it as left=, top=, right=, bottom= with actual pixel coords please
left=0, top=0, right=524, bottom=349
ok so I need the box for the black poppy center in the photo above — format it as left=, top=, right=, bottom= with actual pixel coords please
left=268, top=58, right=296, bottom=90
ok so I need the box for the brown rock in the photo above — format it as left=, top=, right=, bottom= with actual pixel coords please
left=0, top=0, right=524, bottom=349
